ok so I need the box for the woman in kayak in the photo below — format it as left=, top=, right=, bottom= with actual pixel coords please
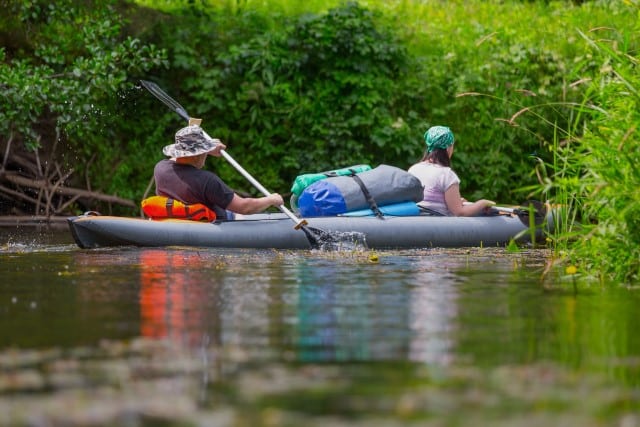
left=408, top=126, right=494, bottom=216
left=152, top=125, right=283, bottom=220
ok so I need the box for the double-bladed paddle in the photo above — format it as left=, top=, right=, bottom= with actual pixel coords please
left=140, top=80, right=365, bottom=250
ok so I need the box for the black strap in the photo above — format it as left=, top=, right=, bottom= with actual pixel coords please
left=350, top=174, right=384, bottom=219
left=417, top=204, right=445, bottom=216
left=165, top=198, right=175, bottom=217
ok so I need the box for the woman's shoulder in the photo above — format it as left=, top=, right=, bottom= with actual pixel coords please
left=409, top=161, right=432, bottom=170
left=409, top=162, right=449, bottom=172
left=442, top=166, right=460, bottom=183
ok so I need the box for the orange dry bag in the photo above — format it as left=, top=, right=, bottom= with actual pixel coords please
left=141, top=196, right=217, bottom=222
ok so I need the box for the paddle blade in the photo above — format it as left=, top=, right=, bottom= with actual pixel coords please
left=140, top=80, right=191, bottom=122
left=514, top=200, right=547, bottom=227
left=302, top=225, right=368, bottom=251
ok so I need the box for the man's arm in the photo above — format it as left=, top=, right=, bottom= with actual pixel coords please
left=226, top=193, right=284, bottom=215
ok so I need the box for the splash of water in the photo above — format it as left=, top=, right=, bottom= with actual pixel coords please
left=315, top=230, right=368, bottom=252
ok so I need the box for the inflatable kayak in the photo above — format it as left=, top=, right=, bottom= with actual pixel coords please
left=68, top=207, right=552, bottom=250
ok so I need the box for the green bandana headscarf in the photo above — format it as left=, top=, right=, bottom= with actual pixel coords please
left=424, top=126, right=454, bottom=153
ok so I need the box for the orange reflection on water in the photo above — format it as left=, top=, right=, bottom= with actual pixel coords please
left=139, top=249, right=212, bottom=347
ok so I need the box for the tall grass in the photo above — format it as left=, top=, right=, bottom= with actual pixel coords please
left=535, top=22, right=640, bottom=284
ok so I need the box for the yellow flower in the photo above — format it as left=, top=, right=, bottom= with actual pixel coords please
left=565, top=265, right=578, bottom=275
left=368, top=252, right=379, bottom=263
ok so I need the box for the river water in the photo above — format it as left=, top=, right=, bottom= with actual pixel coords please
left=1, top=228, right=639, bottom=426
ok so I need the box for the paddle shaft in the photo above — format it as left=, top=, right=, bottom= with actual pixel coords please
left=201, top=129, right=307, bottom=229
left=492, top=206, right=516, bottom=214
left=492, top=205, right=538, bottom=215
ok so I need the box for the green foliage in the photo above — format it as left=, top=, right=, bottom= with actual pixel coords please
left=142, top=0, right=593, bottom=202
left=206, top=2, right=424, bottom=191
left=412, top=3, right=589, bottom=202
left=0, top=0, right=167, bottom=211
left=2, top=0, right=623, bottom=205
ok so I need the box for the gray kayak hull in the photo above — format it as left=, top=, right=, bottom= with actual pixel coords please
left=68, top=212, right=550, bottom=249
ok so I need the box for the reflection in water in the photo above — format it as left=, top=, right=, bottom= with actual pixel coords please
left=135, top=251, right=454, bottom=365
left=295, top=262, right=369, bottom=362
left=292, top=256, right=458, bottom=365
left=408, top=259, right=458, bottom=366
left=2, top=243, right=640, bottom=386
left=2, top=243, right=640, bottom=425
left=139, top=249, right=215, bottom=348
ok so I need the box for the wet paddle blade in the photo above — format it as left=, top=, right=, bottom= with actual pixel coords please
left=302, top=225, right=368, bottom=251
left=140, top=80, right=191, bottom=122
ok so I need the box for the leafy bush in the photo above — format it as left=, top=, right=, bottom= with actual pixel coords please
left=0, top=0, right=167, bottom=213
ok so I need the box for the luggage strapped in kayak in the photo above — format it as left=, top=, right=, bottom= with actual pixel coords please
left=290, top=164, right=372, bottom=211
left=296, top=164, right=423, bottom=218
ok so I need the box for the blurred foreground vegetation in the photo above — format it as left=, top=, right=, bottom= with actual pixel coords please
left=1, top=0, right=639, bottom=282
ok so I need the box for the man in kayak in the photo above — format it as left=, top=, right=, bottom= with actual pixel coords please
left=153, top=125, right=283, bottom=220
left=408, top=125, right=494, bottom=216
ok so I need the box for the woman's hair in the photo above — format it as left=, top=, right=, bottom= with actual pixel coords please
left=421, top=148, right=451, bottom=167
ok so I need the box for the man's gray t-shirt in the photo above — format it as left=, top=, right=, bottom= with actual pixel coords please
left=154, top=159, right=235, bottom=219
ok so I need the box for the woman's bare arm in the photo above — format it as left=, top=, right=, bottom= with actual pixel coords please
left=445, top=184, right=494, bottom=217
